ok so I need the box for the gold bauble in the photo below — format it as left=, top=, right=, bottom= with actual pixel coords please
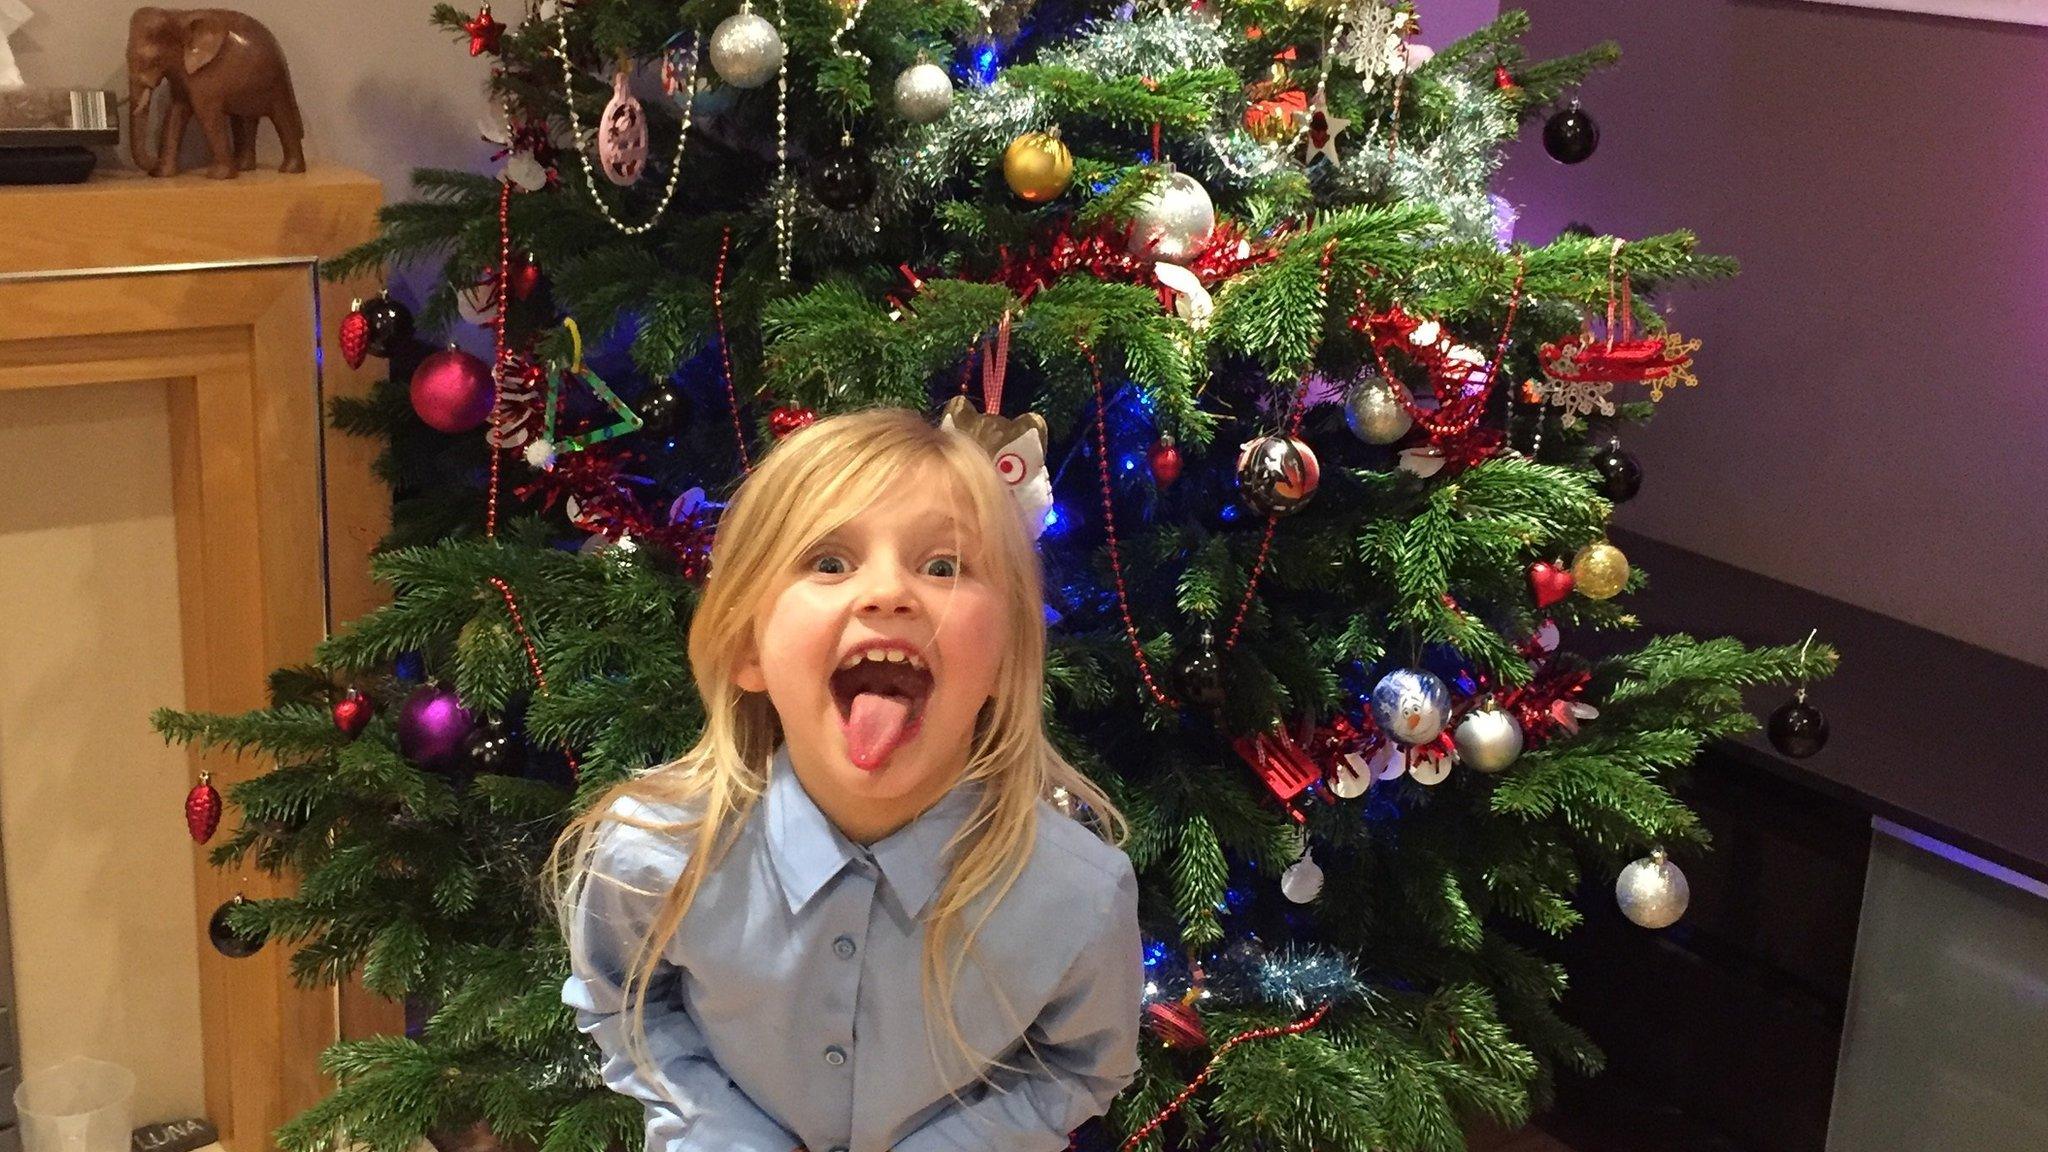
left=1572, top=541, right=1630, bottom=600
left=1003, top=130, right=1073, bottom=204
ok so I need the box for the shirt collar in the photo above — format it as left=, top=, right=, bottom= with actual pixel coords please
left=763, top=742, right=983, bottom=921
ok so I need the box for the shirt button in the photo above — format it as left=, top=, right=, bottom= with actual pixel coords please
left=833, top=934, right=857, bottom=959
left=823, top=1044, right=847, bottom=1066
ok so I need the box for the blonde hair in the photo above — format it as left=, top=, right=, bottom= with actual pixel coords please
left=544, top=404, right=1127, bottom=1110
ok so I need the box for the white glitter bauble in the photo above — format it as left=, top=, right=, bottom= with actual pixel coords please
left=1281, top=850, right=1324, bottom=903
left=1127, top=171, right=1216, bottom=262
left=1344, top=374, right=1412, bottom=445
left=1453, top=709, right=1524, bottom=774
left=708, top=8, right=783, bottom=89
left=893, top=60, right=954, bottom=124
left=1616, top=850, right=1691, bottom=929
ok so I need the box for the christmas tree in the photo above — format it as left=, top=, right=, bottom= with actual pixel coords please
left=154, top=2, right=1836, bottom=1151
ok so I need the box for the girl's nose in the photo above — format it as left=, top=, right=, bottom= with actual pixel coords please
left=855, top=565, right=918, bottom=615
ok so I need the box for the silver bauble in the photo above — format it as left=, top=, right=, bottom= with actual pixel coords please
left=1128, top=170, right=1216, bottom=262
left=1616, top=850, right=1690, bottom=929
left=1280, top=850, right=1325, bottom=903
left=1344, top=374, right=1412, bottom=445
left=708, top=8, right=784, bottom=89
left=893, top=60, right=954, bottom=124
left=1453, top=708, right=1523, bottom=774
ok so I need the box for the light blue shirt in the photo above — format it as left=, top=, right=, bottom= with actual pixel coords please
left=562, top=742, right=1143, bottom=1152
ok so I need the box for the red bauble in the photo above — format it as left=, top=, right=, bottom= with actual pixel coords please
left=769, top=405, right=817, bottom=439
left=1494, top=64, right=1519, bottom=94
left=1148, top=434, right=1182, bottom=488
left=186, top=771, right=222, bottom=843
left=410, top=347, right=496, bottom=434
left=1144, top=1001, right=1210, bottom=1050
left=1243, top=89, right=1307, bottom=143
left=332, top=688, right=374, bottom=738
left=1529, top=560, right=1575, bottom=608
left=464, top=5, right=505, bottom=55
left=339, top=303, right=371, bottom=369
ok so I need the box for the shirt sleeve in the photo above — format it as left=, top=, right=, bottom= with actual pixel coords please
left=890, top=852, right=1144, bottom=1152
left=562, top=805, right=803, bottom=1152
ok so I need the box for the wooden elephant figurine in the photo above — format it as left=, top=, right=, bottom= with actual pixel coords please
left=126, top=7, right=306, bottom=179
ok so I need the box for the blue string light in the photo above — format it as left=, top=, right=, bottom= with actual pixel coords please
left=966, top=43, right=1001, bottom=86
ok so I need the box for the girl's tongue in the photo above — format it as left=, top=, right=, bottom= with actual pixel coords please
left=843, top=691, right=922, bottom=770
left=832, top=656, right=932, bottom=771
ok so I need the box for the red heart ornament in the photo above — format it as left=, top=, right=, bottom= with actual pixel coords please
left=1529, top=560, right=1575, bottom=608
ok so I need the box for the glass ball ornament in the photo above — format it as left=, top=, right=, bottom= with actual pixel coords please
left=1176, top=628, right=1227, bottom=710
left=1591, top=441, right=1642, bottom=502
left=1126, top=170, right=1216, bottom=262
left=708, top=5, right=784, bottom=89
left=1543, top=105, right=1600, bottom=164
left=1280, top=849, right=1324, bottom=903
left=810, top=136, right=875, bottom=212
left=1768, top=696, right=1830, bottom=758
left=396, top=683, right=477, bottom=772
left=1571, top=540, right=1630, bottom=600
left=361, top=292, right=414, bottom=356
left=637, top=380, right=690, bottom=434
left=409, top=347, right=496, bottom=434
left=464, top=713, right=526, bottom=774
left=1234, top=434, right=1321, bottom=517
left=209, top=894, right=267, bottom=958
left=1343, top=374, right=1412, bottom=445
left=1370, top=668, right=1452, bottom=745
left=1453, top=707, right=1524, bottom=774
left=1615, top=849, right=1690, bottom=929
left=893, top=58, right=954, bottom=124
left=1002, top=129, right=1073, bottom=204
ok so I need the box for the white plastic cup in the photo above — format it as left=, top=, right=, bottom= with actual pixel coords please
left=13, top=1057, right=137, bottom=1152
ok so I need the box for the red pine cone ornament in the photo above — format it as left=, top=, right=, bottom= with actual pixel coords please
left=186, top=771, right=222, bottom=844
left=339, top=302, right=371, bottom=369
left=332, top=688, right=375, bottom=737
left=1149, top=435, right=1183, bottom=488
left=769, top=405, right=817, bottom=439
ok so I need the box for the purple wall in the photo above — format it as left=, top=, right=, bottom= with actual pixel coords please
left=1499, top=0, right=2048, bottom=667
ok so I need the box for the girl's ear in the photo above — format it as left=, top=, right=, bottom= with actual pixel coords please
left=733, top=639, right=767, bottom=693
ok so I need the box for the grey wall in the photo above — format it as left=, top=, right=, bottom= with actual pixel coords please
left=1499, top=0, right=2048, bottom=666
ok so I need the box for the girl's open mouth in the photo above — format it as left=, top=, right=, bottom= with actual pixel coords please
left=829, top=657, right=933, bottom=771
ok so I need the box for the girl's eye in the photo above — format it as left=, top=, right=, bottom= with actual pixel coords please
left=809, top=553, right=849, bottom=575
left=924, top=555, right=961, bottom=579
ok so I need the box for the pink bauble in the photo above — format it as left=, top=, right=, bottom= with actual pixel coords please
left=599, top=70, right=648, bottom=186
left=410, top=347, right=496, bottom=433
left=395, top=684, right=475, bottom=772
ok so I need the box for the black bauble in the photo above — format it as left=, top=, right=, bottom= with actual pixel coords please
left=1176, top=628, right=1228, bottom=710
left=464, top=714, right=525, bottom=774
left=361, top=293, right=415, bottom=356
left=811, top=143, right=876, bottom=212
left=209, top=895, right=267, bottom=958
left=1768, top=698, right=1829, bottom=759
left=637, top=382, right=690, bottom=434
left=1592, top=442, right=1642, bottom=502
left=1543, top=107, right=1600, bottom=164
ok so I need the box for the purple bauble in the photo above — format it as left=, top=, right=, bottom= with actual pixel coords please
left=396, top=683, right=476, bottom=771
left=410, top=347, right=495, bottom=434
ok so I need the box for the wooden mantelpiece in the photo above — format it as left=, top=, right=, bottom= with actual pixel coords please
left=0, top=167, right=397, bottom=1152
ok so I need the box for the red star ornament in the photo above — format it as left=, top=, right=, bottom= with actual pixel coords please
left=464, top=5, right=505, bottom=56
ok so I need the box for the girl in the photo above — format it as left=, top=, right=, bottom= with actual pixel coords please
left=549, top=406, right=1144, bottom=1152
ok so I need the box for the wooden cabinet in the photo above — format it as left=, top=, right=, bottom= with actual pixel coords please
left=0, top=168, right=395, bottom=1152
